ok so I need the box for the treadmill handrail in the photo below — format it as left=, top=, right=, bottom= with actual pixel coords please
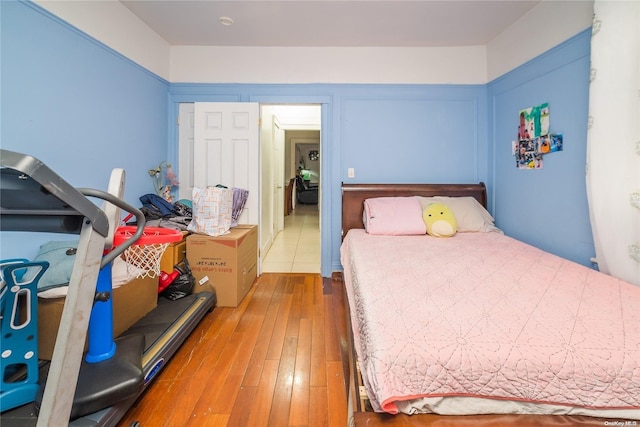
left=0, top=149, right=109, bottom=237
left=76, top=188, right=146, bottom=268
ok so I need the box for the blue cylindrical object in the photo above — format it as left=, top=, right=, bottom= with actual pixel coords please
left=85, top=261, right=116, bottom=363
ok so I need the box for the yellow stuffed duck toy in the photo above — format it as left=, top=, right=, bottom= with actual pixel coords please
left=423, top=203, right=457, bottom=237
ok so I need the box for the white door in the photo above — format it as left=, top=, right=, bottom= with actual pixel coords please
left=273, top=118, right=285, bottom=234
left=177, top=103, right=195, bottom=201
left=192, top=102, right=260, bottom=226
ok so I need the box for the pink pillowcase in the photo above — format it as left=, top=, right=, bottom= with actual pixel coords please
left=363, top=197, right=426, bottom=235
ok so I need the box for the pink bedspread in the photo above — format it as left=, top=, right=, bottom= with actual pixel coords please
left=341, top=230, right=640, bottom=415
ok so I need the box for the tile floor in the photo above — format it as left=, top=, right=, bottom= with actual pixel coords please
left=262, top=203, right=320, bottom=273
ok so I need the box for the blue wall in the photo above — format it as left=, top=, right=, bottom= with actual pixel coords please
left=1, top=0, right=594, bottom=275
left=168, top=84, right=489, bottom=275
left=488, top=30, right=594, bottom=266
left=1, top=1, right=169, bottom=259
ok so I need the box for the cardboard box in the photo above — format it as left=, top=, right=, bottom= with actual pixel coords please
left=37, top=275, right=157, bottom=360
left=159, top=231, right=188, bottom=273
left=187, top=225, right=258, bottom=307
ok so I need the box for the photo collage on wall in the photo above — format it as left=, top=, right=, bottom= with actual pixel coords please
left=512, top=102, right=563, bottom=169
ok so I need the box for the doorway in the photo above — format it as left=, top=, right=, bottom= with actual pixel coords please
left=176, top=102, right=322, bottom=274
left=260, top=105, right=321, bottom=273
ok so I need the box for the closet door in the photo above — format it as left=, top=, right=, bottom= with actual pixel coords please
left=180, top=102, right=260, bottom=226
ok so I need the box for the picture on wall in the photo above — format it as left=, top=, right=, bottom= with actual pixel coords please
left=518, top=102, right=549, bottom=140
left=539, top=135, right=551, bottom=154
left=513, top=139, right=544, bottom=169
left=513, top=103, right=562, bottom=169
left=537, top=134, right=564, bottom=154
left=550, top=134, right=563, bottom=152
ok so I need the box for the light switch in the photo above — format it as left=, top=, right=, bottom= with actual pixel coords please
left=348, top=168, right=355, bottom=178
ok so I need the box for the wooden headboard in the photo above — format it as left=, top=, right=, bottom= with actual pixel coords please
left=341, top=182, right=487, bottom=239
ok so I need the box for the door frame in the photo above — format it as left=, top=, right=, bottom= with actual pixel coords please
left=272, top=115, right=285, bottom=236
left=259, top=104, right=323, bottom=274
left=170, top=96, right=332, bottom=277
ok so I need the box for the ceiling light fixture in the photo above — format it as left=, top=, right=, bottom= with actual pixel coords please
left=219, top=16, right=234, bottom=26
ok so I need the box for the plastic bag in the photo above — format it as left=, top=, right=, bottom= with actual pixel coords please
left=161, top=258, right=195, bottom=301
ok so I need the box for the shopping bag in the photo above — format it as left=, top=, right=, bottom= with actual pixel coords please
left=231, top=188, right=249, bottom=227
left=187, top=186, right=233, bottom=236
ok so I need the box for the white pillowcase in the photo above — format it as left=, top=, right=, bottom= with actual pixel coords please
left=416, top=196, right=501, bottom=233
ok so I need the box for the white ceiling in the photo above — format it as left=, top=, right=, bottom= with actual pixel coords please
left=120, top=0, right=541, bottom=48
left=118, top=0, right=541, bottom=125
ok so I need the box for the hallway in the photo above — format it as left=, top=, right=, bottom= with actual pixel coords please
left=262, top=204, right=320, bottom=273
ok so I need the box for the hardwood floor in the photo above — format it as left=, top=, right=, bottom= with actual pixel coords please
left=117, top=273, right=350, bottom=427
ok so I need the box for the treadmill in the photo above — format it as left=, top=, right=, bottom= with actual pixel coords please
left=0, top=149, right=216, bottom=426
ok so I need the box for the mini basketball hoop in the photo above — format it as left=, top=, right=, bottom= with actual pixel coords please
left=113, top=226, right=183, bottom=278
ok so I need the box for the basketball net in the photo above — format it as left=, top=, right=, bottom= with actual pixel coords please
left=122, top=242, right=170, bottom=279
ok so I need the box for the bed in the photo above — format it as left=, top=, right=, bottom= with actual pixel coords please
left=340, top=183, right=640, bottom=425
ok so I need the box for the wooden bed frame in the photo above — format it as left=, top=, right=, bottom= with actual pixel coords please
left=341, top=182, right=487, bottom=239
left=339, top=182, right=618, bottom=427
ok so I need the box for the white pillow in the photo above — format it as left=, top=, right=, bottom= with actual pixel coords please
left=416, top=196, right=501, bottom=233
